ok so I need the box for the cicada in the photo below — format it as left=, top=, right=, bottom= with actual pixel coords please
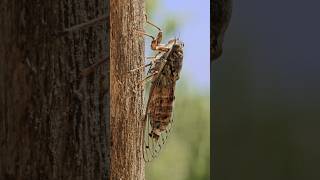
left=134, top=15, right=184, bottom=162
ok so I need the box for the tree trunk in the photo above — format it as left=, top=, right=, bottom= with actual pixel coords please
left=0, top=1, right=109, bottom=179
left=110, top=0, right=145, bottom=180
left=211, top=0, right=233, bottom=61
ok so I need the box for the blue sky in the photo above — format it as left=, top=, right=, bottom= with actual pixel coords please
left=147, top=0, right=210, bottom=89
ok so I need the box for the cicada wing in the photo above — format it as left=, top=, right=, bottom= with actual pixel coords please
left=143, top=112, right=174, bottom=162
left=142, top=41, right=176, bottom=162
left=143, top=79, right=175, bottom=162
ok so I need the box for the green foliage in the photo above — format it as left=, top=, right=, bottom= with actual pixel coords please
left=162, top=16, right=181, bottom=37
left=146, top=0, right=159, bottom=15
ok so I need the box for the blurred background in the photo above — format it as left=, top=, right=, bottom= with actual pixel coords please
left=213, top=0, right=320, bottom=180
left=144, top=0, right=210, bottom=180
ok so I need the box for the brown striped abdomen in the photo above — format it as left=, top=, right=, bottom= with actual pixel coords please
left=148, top=86, right=175, bottom=132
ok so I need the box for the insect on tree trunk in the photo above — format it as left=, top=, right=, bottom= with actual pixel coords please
left=0, top=0, right=109, bottom=179
left=110, top=0, right=145, bottom=180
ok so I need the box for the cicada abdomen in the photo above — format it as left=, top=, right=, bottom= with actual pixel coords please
left=143, top=39, right=184, bottom=162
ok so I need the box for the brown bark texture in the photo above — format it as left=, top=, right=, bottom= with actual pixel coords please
left=0, top=0, right=109, bottom=179
left=110, top=0, right=145, bottom=180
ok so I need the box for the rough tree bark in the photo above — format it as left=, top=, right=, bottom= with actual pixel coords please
left=0, top=1, right=109, bottom=179
left=110, top=0, right=145, bottom=180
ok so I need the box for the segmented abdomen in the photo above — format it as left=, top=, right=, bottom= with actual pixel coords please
left=148, top=86, right=175, bottom=131
left=147, top=43, right=183, bottom=139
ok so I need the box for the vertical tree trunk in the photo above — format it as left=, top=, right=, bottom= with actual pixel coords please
left=110, top=0, right=145, bottom=180
left=0, top=0, right=109, bottom=179
left=211, top=0, right=233, bottom=61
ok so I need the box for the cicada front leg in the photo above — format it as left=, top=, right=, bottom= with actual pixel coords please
left=134, top=14, right=172, bottom=53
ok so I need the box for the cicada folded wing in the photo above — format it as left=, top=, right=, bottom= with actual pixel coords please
left=142, top=39, right=184, bottom=162
left=143, top=107, right=174, bottom=162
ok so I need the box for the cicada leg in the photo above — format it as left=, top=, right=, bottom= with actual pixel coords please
left=139, top=71, right=158, bottom=86
left=144, top=14, right=161, bottom=31
left=128, top=54, right=161, bottom=73
left=134, top=15, right=167, bottom=52
left=129, top=63, right=152, bottom=73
